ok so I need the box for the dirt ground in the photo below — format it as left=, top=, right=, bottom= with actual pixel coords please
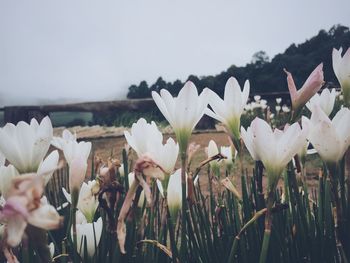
left=76, top=130, right=320, bottom=193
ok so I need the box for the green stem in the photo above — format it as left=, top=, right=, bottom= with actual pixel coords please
left=165, top=193, right=179, bottom=262
left=71, top=188, right=79, bottom=263
left=259, top=190, right=274, bottom=263
left=180, top=150, right=187, bottom=261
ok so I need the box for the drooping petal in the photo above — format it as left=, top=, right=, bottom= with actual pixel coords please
left=27, top=204, right=62, bottom=230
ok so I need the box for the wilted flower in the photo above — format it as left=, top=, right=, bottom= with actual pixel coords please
left=241, top=118, right=307, bottom=190
left=128, top=172, right=145, bottom=208
left=75, top=217, right=103, bottom=258
left=62, top=180, right=99, bottom=223
left=152, top=81, right=209, bottom=151
left=306, top=88, right=336, bottom=116
left=0, top=165, right=19, bottom=199
left=206, top=77, right=250, bottom=142
left=0, top=175, right=62, bottom=247
left=0, top=117, right=53, bottom=173
left=187, top=142, right=201, bottom=164
left=302, top=106, right=350, bottom=164
left=284, top=64, right=324, bottom=115
left=332, top=47, right=350, bottom=106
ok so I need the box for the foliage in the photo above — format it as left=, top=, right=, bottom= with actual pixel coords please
left=127, top=25, right=350, bottom=99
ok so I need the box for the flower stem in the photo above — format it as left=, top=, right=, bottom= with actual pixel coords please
left=180, top=150, right=187, bottom=261
left=259, top=190, right=274, bottom=263
left=71, top=188, right=79, bottom=263
left=164, top=192, right=179, bottom=261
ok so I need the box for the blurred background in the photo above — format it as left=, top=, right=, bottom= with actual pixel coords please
left=0, top=0, right=349, bottom=127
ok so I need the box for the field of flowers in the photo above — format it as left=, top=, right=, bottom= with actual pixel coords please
left=0, top=47, right=349, bottom=263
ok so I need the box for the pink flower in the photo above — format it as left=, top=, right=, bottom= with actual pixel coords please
left=0, top=174, right=62, bottom=247
left=284, top=63, right=324, bottom=114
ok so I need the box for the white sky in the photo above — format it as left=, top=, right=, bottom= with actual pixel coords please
left=0, top=0, right=349, bottom=106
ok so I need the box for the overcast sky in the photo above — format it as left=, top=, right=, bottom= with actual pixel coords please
left=0, top=0, right=349, bottom=107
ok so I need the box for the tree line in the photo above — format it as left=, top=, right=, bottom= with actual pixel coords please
left=127, top=25, right=350, bottom=99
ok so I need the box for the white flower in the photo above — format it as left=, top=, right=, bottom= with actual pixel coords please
left=37, top=150, right=59, bottom=184
left=125, top=118, right=179, bottom=180
left=118, top=164, right=125, bottom=177
left=282, top=105, right=290, bottom=113
left=49, top=242, right=55, bottom=258
left=306, top=88, right=336, bottom=116
left=276, top=98, right=282, bottom=104
left=332, top=47, right=350, bottom=105
left=206, top=140, right=220, bottom=173
left=241, top=126, right=260, bottom=161
left=69, top=157, right=88, bottom=192
left=254, top=95, right=261, bottom=102
left=152, top=81, right=209, bottom=150
left=206, top=77, right=250, bottom=140
left=207, top=140, right=219, bottom=158
left=124, top=118, right=163, bottom=157
left=241, top=118, right=307, bottom=190
left=0, top=117, right=53, bottom=173
left=75, top=217, right=103, bottom=258
left=302, top=106, right=350, bottom=163
left=61, top=140, right=91, bottom=167
left=275, top=105, right=281, bottom=113
left=0, top=151, right=5, bottom=166
left=51, top=129, right=76, bottom=150
left=62, top=180, right=99, bottom=223
left=220, top=146, right=235, bottom=172
left=157, top=169, right=183, bottom=220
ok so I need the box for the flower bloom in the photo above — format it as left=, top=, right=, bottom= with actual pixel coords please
left=69, top=157, right=88, bottom=192
left=284, top=64, right=324, bottom=114
left=220, top=145, right=235, bottom=173
left=206, top=140, right=220, bottom=173
left=124, top=118, right=179, bottom=181
left=0, top=117, right=53, bottom=173
left=74, top=217, right=103, bottom=258
left=51, top=129, right=76, bottom=150
left=157, top=169, right=183, bottom=221
left=306, top=88, right=336, bottom=116
left=62, top=180, right=99, bottom=223
left=152, top=81, right=209, bottom=151
left=332, top=47, right=350, bottom=105
left=61, top=140, right=91, bottom=167
left=205, top=77, right=250, bottom=141
left=302, top=106, right=350, bottom=164
left=241, top=118, right=307, bottom=190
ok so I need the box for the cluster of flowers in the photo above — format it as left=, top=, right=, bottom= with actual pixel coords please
left=0, top=46, right=348, bottom=262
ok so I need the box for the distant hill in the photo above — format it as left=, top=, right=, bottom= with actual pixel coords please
left=127, top=24, right=350, bottom=99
